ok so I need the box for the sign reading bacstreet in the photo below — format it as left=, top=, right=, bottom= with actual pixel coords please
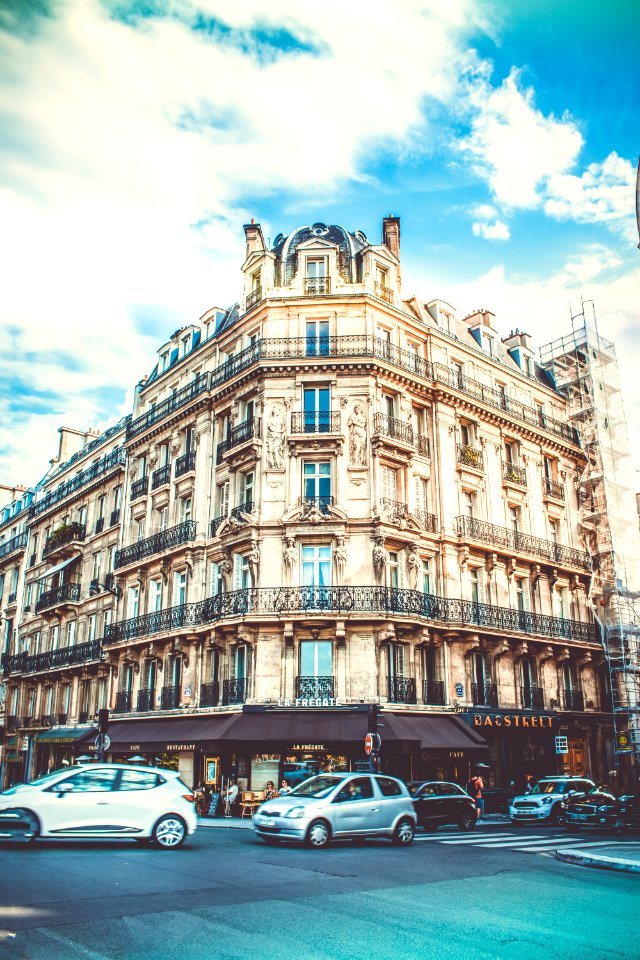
left=472, top=713, right=556, bottom=729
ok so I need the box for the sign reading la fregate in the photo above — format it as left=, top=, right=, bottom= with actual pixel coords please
left=472, top=713, right=556, bottom=729
left=277, top=697, right=342, bottom=708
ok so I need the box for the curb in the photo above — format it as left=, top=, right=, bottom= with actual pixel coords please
left=555, top=849, right=640, bottom=874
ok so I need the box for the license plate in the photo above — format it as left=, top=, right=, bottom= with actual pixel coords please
left=572, top=813, right=590, bottom=821
left=257, top=817, right=275, bottom=828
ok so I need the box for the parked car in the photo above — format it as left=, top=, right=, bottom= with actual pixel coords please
left=564, top=790, right=640, bottom=831
left=509, top=776, right=595, bottom=825
left=408, top=781, right=477, bottom=831
left=0, top=763, right=197, bottom=848
left=253, top=773, right=417, bottom=848
left=282, top=762, right=318, bottom=788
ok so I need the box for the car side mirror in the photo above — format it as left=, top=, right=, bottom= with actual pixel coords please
left=56, top=782, right=74, bottom=796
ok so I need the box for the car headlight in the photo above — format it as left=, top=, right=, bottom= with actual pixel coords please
left=541, top=796, right=553, bottom=804
left=559, top=801, right=566, bottom=809
left=597, top=805, right=610, bottom=813
left=284, top=806, right=306, bottom=819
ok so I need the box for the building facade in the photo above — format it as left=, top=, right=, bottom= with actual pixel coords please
left=1, top=217, right=613, bottom=797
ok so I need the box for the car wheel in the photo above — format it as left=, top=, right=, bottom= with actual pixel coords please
left=392, top=818, right=415, bottom=846
left=548, top=805, right=562, bottom=825
left=458, top=813, right=477, bottom=831
left=16, top=809, right=40, bottom=844
left=152, top=815, right=187, bottom=849
left=306, top=819, right=330, bottom=849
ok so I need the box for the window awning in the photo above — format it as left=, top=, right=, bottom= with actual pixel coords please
left=380, top=714, right=487, bottom=757
left=35, top=725, right=94, bottom=744
left=35, top=555, right=80, bottom=581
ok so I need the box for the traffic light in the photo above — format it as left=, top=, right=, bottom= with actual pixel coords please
left=98, top=709, right=109, bottom=734
left=368, top=702, right=379, bottom=735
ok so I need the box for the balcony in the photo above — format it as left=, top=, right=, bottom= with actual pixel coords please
left=131, top=476, right=149, bottom=501
left=472, top=682, right=499, bottom=707
left=295, top=676, right=335, bottom=699
left=103, top=589, right=597, bottom=646
left=127, top=373, right=209, bottom=440
left=423, top=679, right=445, bottom=705
left=246, top=285, right=263, bottom=310
left=175, top=450, right=196, bottom=478
left=416, top=435, right=430, bottom=458
left=43, top=522, right=86, bottom=559
left=543, top=477, right=565, bottom=501
left=0, top=532, right=27, bottom=560
left=110, top=508, right=121, bottom=527
left=6, top=716, right=19, bottom=732
left=374, top=281, right=394, bottom=304
left=2, top=639, right=103, bottom=676
left=114, top=520, right=197, bottom=570
left=94, top=517, right=105, bottom=534
left=114, top=691, right=133, bottom=714
left=36, top=582, right=81, bottom=614
left=210, top=514, right=228, bottom=537
left=160, top=685, right=181, bottom=710
left=7, top=592, right=17, bottom=605
left=40, top=714, right=54, bottom=728
left=298, top=495, right=334, bottom=516
left=217, top=418, right=261, bottom=461
left=137, top=688, right=156, bottom=711
left=291, top=411, right=341, bottom=434
left=388, top=677, right=417, bottom=704
left=457, top=444, right=483, bottom=471
left=231, top=501, right=255, bottom=522
left=502, top=461, right=527, bottom=488
left=151, top=464, right=171, bottom=490
left=78, top=710, right=90, bottom=724
left=304, top=276, right=330, bottom=296
left=373, top=412, right=414, bottom=446
left=222, top=678, right=247, bottom=705
left=57, top=713, right=68, bottom=725
left=521, top=685, right=545, bottom=710
left=29, top=447, right=127, bottom=520
left=563, top=688, right=585, bottom=711
left=200, top=681, right=220, bottom=707
left=455, top=515, right=590, bottom=570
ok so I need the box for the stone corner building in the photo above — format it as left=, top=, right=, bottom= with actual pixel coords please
left=1, top=217, right=611, bottom=797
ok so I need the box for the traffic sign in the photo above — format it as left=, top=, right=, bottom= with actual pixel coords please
left=365, top=733, right=374, bottom=756
left=95, top=733, right=111, bottom=752
left=555, top=736, right=568, bottom=755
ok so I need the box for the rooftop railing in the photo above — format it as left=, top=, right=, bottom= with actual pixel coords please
left=29, top=448, right=127, bottom=520
left=455, top=515, right=590, bottom=570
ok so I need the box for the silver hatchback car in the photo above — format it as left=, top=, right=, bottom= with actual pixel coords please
left=253, top=773, right=417, bottom=848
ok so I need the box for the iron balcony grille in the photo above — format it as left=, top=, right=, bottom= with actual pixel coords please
left=295, top=676, right=335, bottom=699
left=1, top=639, right=103, bottom=676
left=521, top=685, right=545, bottom=710
left=416, top=435, right=430, bottom=458
left=7, top=716, right=19, bottom=732
left=78, top=711, right=90, bottom=724
left=502, top=461, right=527, bottom=487
left=160, top=685, right=181, bottom=710
left=231, top=501, right=255, bottom=522
left=544, top=477, right=565, bottom=500
left=304, top=276, right=330, bottom=295
left=457, top=444, right=483, bottom=470
left=563, top=688, right=585, bottom=711
left=222, top=677, right=247, bottom=705
left=0, top=532, right=27, bottom=559
left=95, top=517, right=105, bottom=534
left=40, top=715, right=54, bottom=728
left=305, top=336, right=331, bottom=357
left=291, top=411, right=341, bottom=434
left=374, top=281, right=394, bottom=304
left=455, top=515, right=590, bottom=570
left=36, top=582, right=81, bottom=613
left=210, top=514, right=228, bottom=537
left=43, top=522, right=86, bottom=558
left=104, top=572, right=116, bottom=592
left=57, top=713, right=68, bottom=725
left=414, top=509, right=438, bottom=533
left=298, top=496, right=334, bottom=515
left=423, top=679, right=445, bottom=705
left=110, top=508, right=121, bottom=527
left=380, top=498, right=410, bottom=519
left=217, top=418, right=261, bottom=460
left=137, top=688, right=155, bottom=711
left=103, top=588, right=597, bottom=646
left=388, top=677, right=417, bottom=704
left=246, top=286, right=263, bottom=309
left=127, top=373, right=209, bottom=440
left=28, top=447, right=127, bottom=520
left=472, top=682, right=499, bottom=707
left=200, top=681, right=220, bottom=707
left=131, top=476, right=149, bottom=501
left=114, top=691, right=133, bottom=713
left=114, top=520, right=196, bottom=569
left=175, top=450, right=196, bottom=477
left=373, top=412, right=414, bottom=445
left=7, top=592, right=17, bottom=605
left=151, top=464, right=171, bottom=490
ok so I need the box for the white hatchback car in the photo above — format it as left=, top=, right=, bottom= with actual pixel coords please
left=0, top=763, right=198, bottom=848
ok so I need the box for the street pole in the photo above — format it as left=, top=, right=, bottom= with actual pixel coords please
left=368, top=703, right=379, bottom=773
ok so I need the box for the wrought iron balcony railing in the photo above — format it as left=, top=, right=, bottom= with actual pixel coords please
left=373, top=412, right=414, bottom=446
left=131, top=476, right=149, bottom=501
left=200, top=681, right=220, bottom=707
left=563, top=688, right=585, bottom=711
left=304, top=276, right=330, bottom=295
left=472, top=682, right=499, bottom=707
left=43, top=522, right=86, bottom=558
left=502, top=461, right=527, bottom=487
left=40, top=714, right=54, bottom=728
left=175, top=450, right=196, bottom=477
left=423, top=679, right=445, bottom=705
left=160, top=685, right=181, bottom=710
left=388, top=677, right=417, bottom=704
left=95, top=517, right=105, bottom=534
left=114, top=691, right=133, bottom=714
left=36, top=582, right=81, bottom=613
left=0, top=532, right=27, bottom=559
left=380, top=498, right=409, bottom=519
left=1, top=639, right=103, bottom=677
left=246, top=285, right=263, bottom=309
left=210, top=513, right=228, bottom=537
left=457, top=444, right=483, bottom=470
left=127, top=373, right=209, bottom=440
left=222, top=677, right=247, bottom=705
left=7, top=716, right=19, bottom=732
left=521, top=685, right=545, bottom=710
left=7, top=592, right=17, bottom=605
left=104, top=587, right=597, bottom=646
left=57, top=713, right=68, bottom=725
left=455, top=515, right=590, bottom=570
left=374, top=281, right=394, bottom=304
left=543, top=477, right=565, bottom=500
left=413, top=509, right=438, bottom=533
left=217, top=418, right=261, bottom=461
left=137, top=688, right=156, bottom=711
left=29, top=447, right=127, bottom=520
left=114, top=520, right=196, bottom=569
left=416, top=435, right=430, bottom=458
left=231, top=501, right=255, bottom=521
left=295, top=676, right=335, bottom=699
left=110, top=508, right=121, bottom=527
left=291, top=411, right=341, bottom=434
left=78, top=710, right=90, bottom=724
left=298, top=496, right=334, bottom=516
left=151, top=464, right=171, bottom=490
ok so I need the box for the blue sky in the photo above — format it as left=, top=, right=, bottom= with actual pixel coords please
left=0, top=0, right=638, bottom=487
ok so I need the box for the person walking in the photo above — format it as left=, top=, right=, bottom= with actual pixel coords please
left=467, top=771, right=485, bottom=820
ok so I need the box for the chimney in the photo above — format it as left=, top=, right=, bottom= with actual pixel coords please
left=56, top=426, right=88, bottom=466
left=244, top=221, right=266, bottom=258
left=382, top=216, right=400, bottom=261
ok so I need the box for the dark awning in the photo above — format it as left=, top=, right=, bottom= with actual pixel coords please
left=35, top=725, right=94, bottom=744
left=380, top=714, right=487, bottom=757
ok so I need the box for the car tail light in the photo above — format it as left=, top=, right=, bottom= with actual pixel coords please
left=183, top=794, right=195, bottom=803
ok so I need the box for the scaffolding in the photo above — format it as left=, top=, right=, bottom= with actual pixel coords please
left=540, top=303, right=640, bottom=779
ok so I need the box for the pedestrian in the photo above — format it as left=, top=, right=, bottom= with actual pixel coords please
left=279, top=778, right=292, bottom=796
left=264, top=780, right=277, bottom=800
left=467, top=771, right=485, bottom=820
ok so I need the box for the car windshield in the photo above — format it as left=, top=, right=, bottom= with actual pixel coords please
left=289, top=775, right=344, bottom=798
left=407, top=783, right=425, bottom=796
left=529, top=781, right=563, bottom=795
left=1, top=768, right=76, bottom=793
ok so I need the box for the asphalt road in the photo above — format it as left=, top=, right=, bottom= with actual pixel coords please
left=0, top=824, right=637, bottom=960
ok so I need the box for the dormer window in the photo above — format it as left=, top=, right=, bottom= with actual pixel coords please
left=305, top=258, right=329, bottom=295
left=180, top=334, right=191, bottom=357
left=160, top=352, right=170, bottom=372
left=375, top=265, right=393, bottom=303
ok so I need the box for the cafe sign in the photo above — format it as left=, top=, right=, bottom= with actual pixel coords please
left=472, top=713, right=556, bottom=729
left=277, top=697, right=342, bottom=708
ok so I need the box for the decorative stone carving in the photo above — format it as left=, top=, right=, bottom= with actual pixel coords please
left=405, top=543, right=421, bottom=591
left=266, top=404, right=286, bottom=469
left=372, top=537, right=388, bottom=583
left=248, top=541, right=261, bottom=585
left=283, top=537, right=297, bottom=582
left=347, top=402, right=368, bottom=467
left=334, top=536, right=348, bottom=583
left=220, top=552, right=233, bottom=591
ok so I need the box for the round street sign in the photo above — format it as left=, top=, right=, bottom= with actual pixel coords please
left=95, top=733, right=111, bottom=751
left=365, top=733, right=374, bottom=756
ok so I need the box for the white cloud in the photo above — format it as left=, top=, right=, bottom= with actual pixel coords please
left=545, top=152, right=636, bottom=224
left=472, top=219, right=510, bottom=240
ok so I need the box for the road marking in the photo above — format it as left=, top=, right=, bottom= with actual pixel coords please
left=519, top=840, right=622, bottom=852
left=436, top=834, right=546, bottom=845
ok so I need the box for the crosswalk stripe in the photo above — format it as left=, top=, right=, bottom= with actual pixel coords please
left=437, top=834, right=545, bottom=845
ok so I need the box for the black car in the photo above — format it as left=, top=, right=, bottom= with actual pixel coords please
left=408, top=781, right=477, bottom=831
left=564, top=791, right=640, bottom=831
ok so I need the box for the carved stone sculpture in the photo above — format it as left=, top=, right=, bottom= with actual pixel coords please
left=266, top=404, right=286, bottom=469
left=348, top=402, right=367, bottom=466
left=372, top=536, right=388, bottom=583
left=406, top=543, right=421, bottom=591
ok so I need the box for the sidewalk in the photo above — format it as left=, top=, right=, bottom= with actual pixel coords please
left=556, top=843, right=640, bottom=874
